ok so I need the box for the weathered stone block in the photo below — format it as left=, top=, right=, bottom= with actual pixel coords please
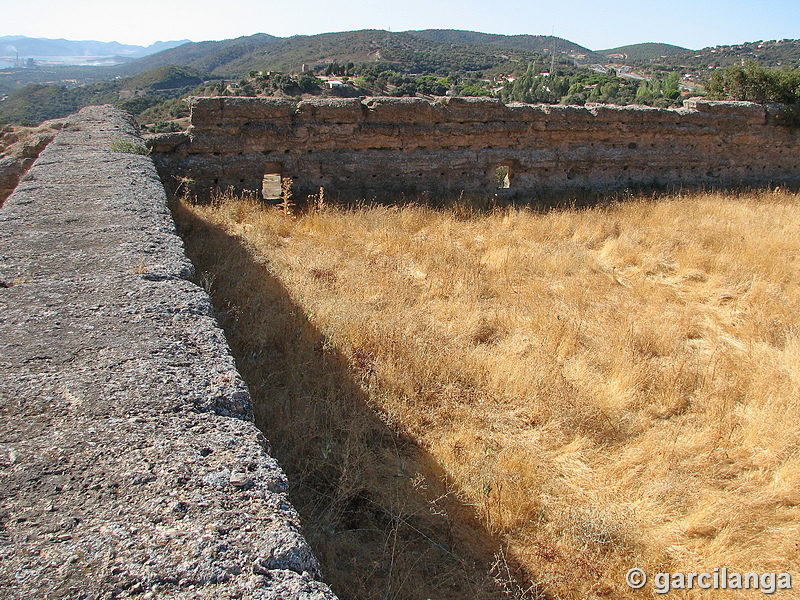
left=297, top=98, right=365, bottom=124
left=439, top=96, right=510, bottom=122
left=589, top=104, right=677, bottom=124
left=221, top=96, right=296, bottom=120
left=189, top=96, right=225, bottom=123
left=684, top=99, right=766, bottom=124
left=147, top=131, right=191, bottom=153
left=364, top=96, right=443, bottom=124
left=506, top=102, right=550, bottom=123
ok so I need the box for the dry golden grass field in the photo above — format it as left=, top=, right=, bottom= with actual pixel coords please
left=174, top=189, right=800, bottom=600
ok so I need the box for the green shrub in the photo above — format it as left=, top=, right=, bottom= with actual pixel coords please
left=775, top=104, right=800, bottom=129
left=109, top=139, right=150, bottom=155
left=148, top=121, right=182, bottom=133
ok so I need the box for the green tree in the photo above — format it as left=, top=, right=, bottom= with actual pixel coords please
left=297, top=74, right=321, bottom=94
left=708, top=61, right=800, bottom=104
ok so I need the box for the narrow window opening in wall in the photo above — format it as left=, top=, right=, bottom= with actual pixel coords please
left=628, top=142, right=637, bottom=150
left=261, top=162, right=283, bottom=200
left=495, top=164, right=512, bottom=189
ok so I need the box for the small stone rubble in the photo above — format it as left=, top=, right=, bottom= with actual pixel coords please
left=0, top=106, right=337, bottom=600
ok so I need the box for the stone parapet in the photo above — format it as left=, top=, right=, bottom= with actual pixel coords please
left=150, top=96, right=800, bottom=202
left=0, top=106, right=337, bottom=600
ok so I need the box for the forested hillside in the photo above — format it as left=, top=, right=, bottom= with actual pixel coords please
left=0, top=66, right=206, bottom=126
left=652, top=39, right=800, bottom=70
left=407, top=30, right=602, bottom=60
left=3, top=29, right=800, bottom=127
left=598, top=42, right=689, bottom=62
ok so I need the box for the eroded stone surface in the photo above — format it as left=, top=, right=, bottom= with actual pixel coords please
left=150, top=96, right=800, bottom=201
left=0, top=106, right=337, bottom=600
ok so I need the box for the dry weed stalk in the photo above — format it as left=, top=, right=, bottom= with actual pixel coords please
left=308, top=186, right=326, bottom=210
left=279, top=176, right=295, bottom=215
left=173, top=175, right=195, bottom=199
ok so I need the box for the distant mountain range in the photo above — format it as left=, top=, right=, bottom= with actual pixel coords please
left=0, top=31, right=682, bottom=74
left=119, top=30, right=554, bottom=77
left=82, top=30, right=645, bottom=79
left=2, top=31, right=799, bottom=83
left=0, top=36, right=191, bottom=60
left=110, top=30, right=800, bottom=79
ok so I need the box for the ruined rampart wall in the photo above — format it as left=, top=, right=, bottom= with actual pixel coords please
left=151, top=96, right=800, bottom=201
left=0, top=106, right=336, bottom=600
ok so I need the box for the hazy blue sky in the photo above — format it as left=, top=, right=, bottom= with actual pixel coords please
left=2, top=0, right=798, bottom=50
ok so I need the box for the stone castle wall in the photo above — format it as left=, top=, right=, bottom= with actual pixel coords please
left=0, top=106, right=336, bottom=600
left=151, top=96, right=800, bottom=201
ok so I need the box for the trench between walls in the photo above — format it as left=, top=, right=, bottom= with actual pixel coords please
left=167, top=191, right=544, bottom=600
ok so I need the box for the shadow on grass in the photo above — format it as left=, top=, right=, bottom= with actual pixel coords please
left=172, top=201, right=548, bottom=600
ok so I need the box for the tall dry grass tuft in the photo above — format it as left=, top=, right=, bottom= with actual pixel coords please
left=175, top=188, right=800, bottom=599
